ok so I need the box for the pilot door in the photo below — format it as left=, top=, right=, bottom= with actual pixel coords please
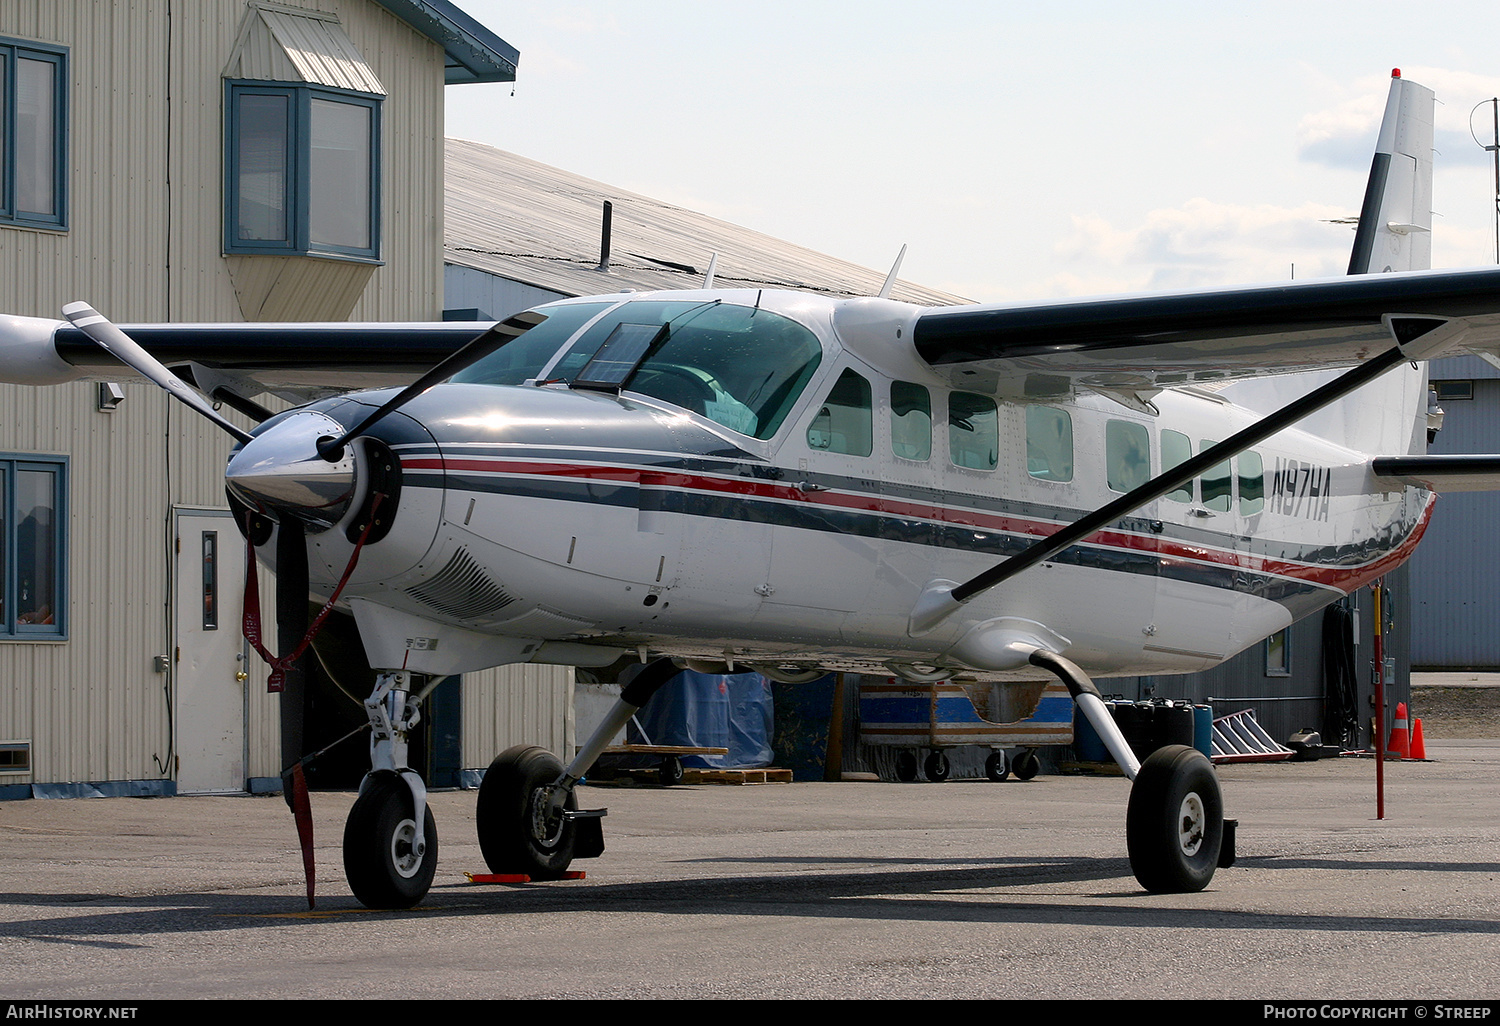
left=172, top=509, right=248, bottom=794
left=756, top=365, right=882, bottom=637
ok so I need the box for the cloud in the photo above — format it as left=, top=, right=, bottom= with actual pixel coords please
left=1299, top=68, right=1500, bottom=170
left=1053, top=198, right=1353, bottom=293
left=1297, top=87, right=1386, bottom=170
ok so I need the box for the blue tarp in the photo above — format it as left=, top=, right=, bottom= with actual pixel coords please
left=623, top=667, right=774, bottom=768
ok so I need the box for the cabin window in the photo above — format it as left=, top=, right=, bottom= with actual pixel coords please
left=890, top=382, right=931, bottom=461
left=1239, top=451, right=1265, bottom=515
left=544, top=300, right=823, bottom=439
left=0, top=38, right=67, bottom=230
left=1161, top=429, right=1193, bottom=503
left=949, top=393, right=998, bottom=470
left=808, top=369, right=873, bottom=456
left=1106, top=420, right=1151, bottom=493
left=1200, top=439, right=1233, bottom=512
left=0, top=456, right=66, bottom=640
left=225, top=83, right=382, bottom=260
left=1025, top=406, right=1073, bottom=482
left=451, top=302, right=615, bottom=386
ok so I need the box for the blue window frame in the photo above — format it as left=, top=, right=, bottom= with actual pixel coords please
left=224, top=81, right=381, bottom=261
left=0, top=37, right=68, bottom=230
left=1, top=455, right=67, bottom=640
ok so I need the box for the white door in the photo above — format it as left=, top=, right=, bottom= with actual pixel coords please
left=173, top=509, right=247, bottom=793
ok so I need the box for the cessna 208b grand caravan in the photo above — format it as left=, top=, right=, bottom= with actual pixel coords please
left=5, top=71, right=1500, bottom=908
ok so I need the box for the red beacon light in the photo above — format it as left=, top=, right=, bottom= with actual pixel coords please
left=1392, top=68, right=1401, bottom=78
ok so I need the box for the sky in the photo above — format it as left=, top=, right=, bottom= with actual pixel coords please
left=445, top=1, right=1500, bottom=304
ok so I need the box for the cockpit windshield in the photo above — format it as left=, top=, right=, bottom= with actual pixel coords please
left=550, top=300, right=823, bottom=440
left=452, top=298, right=824, bottom=441
left=450, top=302, right=614, bottom=387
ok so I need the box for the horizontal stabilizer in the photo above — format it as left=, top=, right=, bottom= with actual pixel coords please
left=1370, top=454, right=1500, bottom=492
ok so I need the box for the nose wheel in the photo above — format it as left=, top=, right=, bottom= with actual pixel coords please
left=343, top=775, right=439, bottom=909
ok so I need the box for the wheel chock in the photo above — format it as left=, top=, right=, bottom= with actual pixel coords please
left=463, top=870, right=589, bottom=885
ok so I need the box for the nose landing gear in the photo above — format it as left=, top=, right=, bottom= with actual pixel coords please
left=343, top=669, right=444, bottom=909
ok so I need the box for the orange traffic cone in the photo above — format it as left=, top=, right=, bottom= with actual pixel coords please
left=1388, top=701, right=1411, bottom=759
left=1409, top=716, right=1427, bottom=760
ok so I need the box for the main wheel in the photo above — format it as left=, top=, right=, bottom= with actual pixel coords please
left=894, top=750, right=919, bottom=782
left=477, top=745, right=576, bottom=878
left=985, top=751, right=1010, bottom=781
left=1126, top=744, right=1223, bottom=893
left=343, top=775, right=438, bottom=909
left=924, top=751, right=951, bottom=782
left=1012, top=749, right=1041, bottom=780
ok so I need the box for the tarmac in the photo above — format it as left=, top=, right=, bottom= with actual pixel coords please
left=1, top=739, right=1498, bottom=1000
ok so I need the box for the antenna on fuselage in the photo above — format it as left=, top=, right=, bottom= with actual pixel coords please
left=877, top=244, right=907, bottom=300
left=703, top=253, right=718, bottom=288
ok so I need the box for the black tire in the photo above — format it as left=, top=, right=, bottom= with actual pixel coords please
left=894, top=750, right=919, bottom=782
left=1126, top=744, right=1223, bottom=893
left=985, top=751, right=1010, bottom=781
left=342, top=775, right=438, bottom=909
left=924, top=751, right=951, bottom=783
left=659, top=754, right=684, bottom=787
left=477, top=745, right=576, bottom=878
left=1013, top=749, right=1041, bottom=780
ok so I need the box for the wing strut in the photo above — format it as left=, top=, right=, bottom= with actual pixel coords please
left=910, top=344, right=1410, bottom=634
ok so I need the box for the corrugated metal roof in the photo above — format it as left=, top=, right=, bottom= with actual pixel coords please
left=225, top=4, right=387, bottom=95
left=444, top=138, right=971, bottom=307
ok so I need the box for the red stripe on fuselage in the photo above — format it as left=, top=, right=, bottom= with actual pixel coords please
left=403, top=455, right=1434, bottom=596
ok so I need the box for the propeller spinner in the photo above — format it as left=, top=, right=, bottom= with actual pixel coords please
left=225, top=411, right=358, bottom=530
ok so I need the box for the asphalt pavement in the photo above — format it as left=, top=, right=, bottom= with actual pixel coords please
left=1, top=741, right=1497, bottom=1000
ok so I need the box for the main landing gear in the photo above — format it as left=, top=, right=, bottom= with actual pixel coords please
left=341, top=660, right=683, bottom=909
left=1027, top=649, right=1234, bottom=894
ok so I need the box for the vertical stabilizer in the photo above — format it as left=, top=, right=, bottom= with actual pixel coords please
left=1348, top=70, right=1434, bottom=274
left=1222, top=71, right=1434, bottom=455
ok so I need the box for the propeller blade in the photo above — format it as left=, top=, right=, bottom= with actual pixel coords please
left=62, top=302, right=254, bottom=444
left=317, top=309, right=545, bottom=460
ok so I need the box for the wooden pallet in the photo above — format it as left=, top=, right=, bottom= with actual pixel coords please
left=682, top=767, right=793, bottom=785
left=590, top=765, right=793, bottom=786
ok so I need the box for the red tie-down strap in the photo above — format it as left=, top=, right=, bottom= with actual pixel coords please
left=242, top=493, right=386, bottom=692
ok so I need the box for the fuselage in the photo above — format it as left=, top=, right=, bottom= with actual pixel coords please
left=243, top=289, right=1432, bottom=682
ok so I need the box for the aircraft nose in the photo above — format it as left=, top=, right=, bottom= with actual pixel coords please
left=225, top=410, right=358, bottom=531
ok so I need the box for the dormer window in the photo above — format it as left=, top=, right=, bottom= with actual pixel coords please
left=222, top=4, right=384, bottom=262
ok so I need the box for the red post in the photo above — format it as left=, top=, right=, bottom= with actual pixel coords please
left=1372, top=579, right=1385, bottom=820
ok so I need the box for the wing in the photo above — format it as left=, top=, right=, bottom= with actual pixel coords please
left=910, top=266, right=1500, bottom=401
left=0, top=315, right=498, bottom=400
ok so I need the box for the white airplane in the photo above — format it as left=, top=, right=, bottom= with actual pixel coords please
left=4, top=70, right=1500, bottom=909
